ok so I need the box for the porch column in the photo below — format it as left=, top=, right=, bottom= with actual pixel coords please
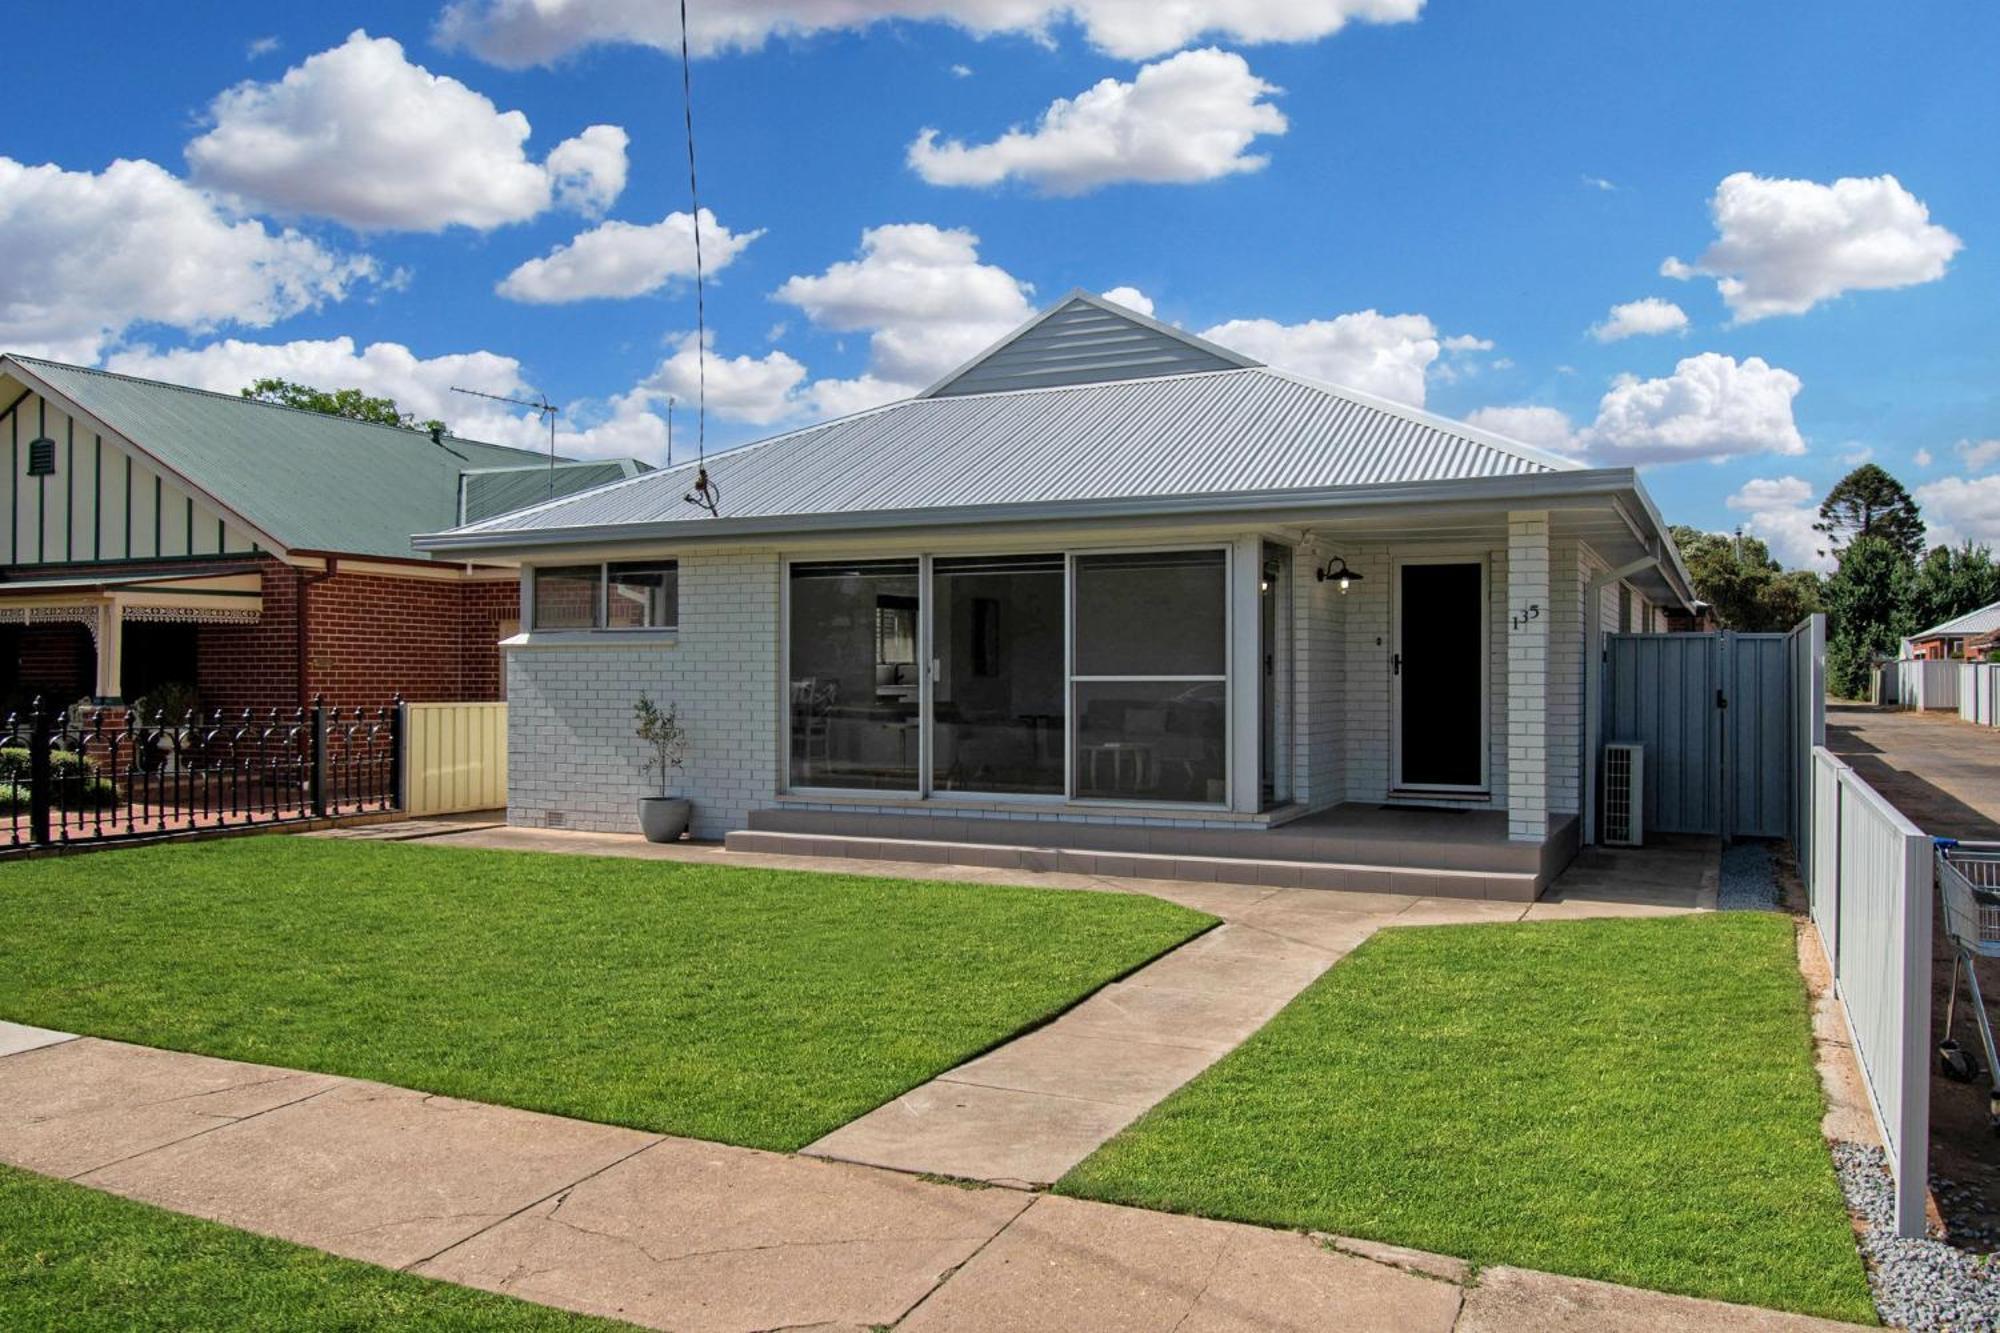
left=92, top=604, right=123, bottom=703
left=1228, top=533, right=1263, bottom=813
left=1506, top=512, right=1550, bottom=841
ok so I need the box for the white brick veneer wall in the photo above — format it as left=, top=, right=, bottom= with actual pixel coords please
left=506, top=549, right=780, bottom=838
left=1506, top=513, right=1551, bottom=839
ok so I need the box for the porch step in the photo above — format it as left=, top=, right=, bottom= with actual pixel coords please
left=722, top=829, right=1542, bottom=902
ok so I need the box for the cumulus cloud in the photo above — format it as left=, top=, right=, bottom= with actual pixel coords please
left=908, top=49, right=1285, bottom=195
left=1662, top=172, right=1962, bottom=322
left=0, top=157, right=378, bottom=363
left=497, top=210, right=761, bottom=303
left=774, top=223, right=1035, bottom=411
left=1724, top=475, right=1830, bottom=571
left=185, top=31, right=627, bottom=231
left=1589, top=297, right=1688, bottom=343
left=1914, top=448, right=1933, bottom=468
left=1101, top=285, right=1154, bottom=315
left=437, top=0, right=1424, bottom=65
left=1199, top=310, right=1444, bottom=405
left=1958, top=438, right=2000, bottom=471
left=643, top=332, right=809, bottom=427
left=1464, top=405, right=1581, bottom=455
left=1916, top=474, right=2000, bottom=550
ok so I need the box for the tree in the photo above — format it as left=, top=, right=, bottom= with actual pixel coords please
left=241, top=378, right=446, bottom=437
left=1813, top=463, right=1926, bottom=561
left=1910, top=541, right=2000, bottom=635
left=1823, top=535, right=1916, bottom=697
left=1669, top=525, right=1823, bottom=632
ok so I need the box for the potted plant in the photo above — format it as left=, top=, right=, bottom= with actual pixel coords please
left=633, top=693, right=691, bottom=842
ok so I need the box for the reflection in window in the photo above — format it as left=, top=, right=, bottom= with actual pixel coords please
left=532, top=565, right=600, bottom=629
left=932, top=554, right=1064, bottom=796
left=607, top=563, right=678, bottom=629
left=788, top=560, right=920, bottom=791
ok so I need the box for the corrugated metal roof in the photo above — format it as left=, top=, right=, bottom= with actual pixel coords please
left=445, top=365, right=1581, bottom=540
left=1914, top=599, right=2000, bottom=640
left=923, top=292, right=1254, bottom=397
left=459, top=459, right=651, bottom=524
left=3, top=355, right=597, bottom=559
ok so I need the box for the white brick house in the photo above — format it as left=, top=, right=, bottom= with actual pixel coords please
left=417, top=293, right=1692, bottom=899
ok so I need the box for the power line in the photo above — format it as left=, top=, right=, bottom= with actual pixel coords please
left=679, top=0, right=720, bottom=517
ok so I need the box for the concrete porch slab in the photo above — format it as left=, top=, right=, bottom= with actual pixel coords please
left=416, top=1135, right=1030, bottom=1333
left=0, top=1037, right=343, bottom=1179
left=76, top=1079, right=659, bottom=1269
left=897, top=1194, right=1465, bottom=1333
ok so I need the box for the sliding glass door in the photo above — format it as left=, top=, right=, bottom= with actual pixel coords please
left=787, top=559, right=920, bottom=791
left=931, top=555, right=1065, bottom=795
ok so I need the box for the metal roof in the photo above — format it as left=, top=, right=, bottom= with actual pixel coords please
left=922, top=291, right=1256, bottom=398
left=1912, top=599, right=2000, bottom=640
left=1, top=355, right=631, bottom=560
left=437, top=364, right=1581, bottom=543
left=459, top=459, right=651, bottom=525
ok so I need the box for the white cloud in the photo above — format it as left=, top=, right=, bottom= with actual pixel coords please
left=774, top=223, right=1035, bottom=410
left=497, top=210, right=761, bottom=303
left=1914, top=448, right=1933, bottom=468
left=1468, top=353, right=1807, bottom=468
left=0, top=157, right=378, bottom=363
left=1464, top=406, right=1580, bottom=455
left=185, top=30, right=627, bottom=231
left=1441, top=334, right=1492, bottom=352
left=1724, top=475, right=1830, bottom=571
left=1589, top=297, right=1688, bottom=343
left=1916, top=476, right=2000, bottom=550
left=246, top=35, right=281, bottom=59
left=1583, top=353, right=1804, bottom=463
left=908, top=49, right=1285, bottom=195
left=1662, top=172, right=1962, bottom=322
left=1200, top=310, right=1442, bottom=405
left=1101, top=285, right=1154, bottom=316
left=438, top=0, right=1424, bottom=65
left=950, top=63, right=973, bottom=77
left=1837, top=444, right=1874, bottom=466
left=1582, top=175, right=1616, bottom=192
left=643, top=333, right=808, bottom=427
left=1957, top=438, right=2000, bottom=471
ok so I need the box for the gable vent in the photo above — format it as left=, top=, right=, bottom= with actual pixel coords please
left=26, top=437, right=56, bottom=476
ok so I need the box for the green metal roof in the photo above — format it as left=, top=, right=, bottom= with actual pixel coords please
left=3, top=354, right=610, bottom=560
left=459, top=459, right=651, bottom=525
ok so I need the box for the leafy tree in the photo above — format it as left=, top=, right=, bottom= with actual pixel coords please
left=1823, top=535, right=1916, bottom=697
left=241, top=378, right=447, bottom=437
left=1910, top=541, right=2000, bottom=635
left=1669, top=525, right=1823, bottom=632
left=1813, top=463, right=1926, bottom=561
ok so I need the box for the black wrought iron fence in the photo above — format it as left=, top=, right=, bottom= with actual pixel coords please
left=2, top=696, right=403, bottom=850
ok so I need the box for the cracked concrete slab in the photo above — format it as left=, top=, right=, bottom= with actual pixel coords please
left=417, top=1135, right=1029, bottom=1332
left=1456, top=1265, right=1867, bottom=1331
left=77, top=1078, right=658, bottom=1269
left=805, top=1080, right=1143, bottom=1188
left=0, top=1037, right=343, bottom=1179
left=898, top=1194, right=1464, bottom=1332
left=0, top=1020, right=76, bottom=1057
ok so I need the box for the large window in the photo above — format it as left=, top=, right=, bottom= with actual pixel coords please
left=788, top=560, right=920, bottom=791
left=1071, top=550, right=1228, bottom=803
left=932, top=554, right=1065, bottom=796
left=532, top=562, right=678, bottom=631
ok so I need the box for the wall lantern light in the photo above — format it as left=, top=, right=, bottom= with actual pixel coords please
left=1314, top=556, right=1363, bottom=594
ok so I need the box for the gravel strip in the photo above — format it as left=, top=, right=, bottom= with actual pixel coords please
left=1835, top=1141, right=2000, bottom=1330
left=1719, top=839, right=1781, bottom=911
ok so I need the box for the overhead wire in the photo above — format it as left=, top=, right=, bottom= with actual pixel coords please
left=678, top=0, right=721, bottom=516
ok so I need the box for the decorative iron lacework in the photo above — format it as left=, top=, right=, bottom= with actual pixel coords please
left=123, top=606, right=261, bottom=625
left=0, top=604, right=101, bottom=642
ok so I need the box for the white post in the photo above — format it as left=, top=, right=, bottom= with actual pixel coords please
left=92, top=602, right=122, bottom=701
left=1507, top=512, right=1550, bottom=842
left=1229, top=534, right=1263, bottom=813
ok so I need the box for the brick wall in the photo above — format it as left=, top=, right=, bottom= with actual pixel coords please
left=1506, top=513, right=1551, bottom=840
left=15, top=623, right=92, bottom=703
left=302, top=567, right=516, bottom=707
left=195, top=558, right=299, bottom=713
left=506, top=550, right=779, bottom=838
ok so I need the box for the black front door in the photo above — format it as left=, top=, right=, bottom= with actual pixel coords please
left=1397, top=561, right=1484, bottom=789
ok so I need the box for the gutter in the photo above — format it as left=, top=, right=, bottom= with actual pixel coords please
left=1582, top=554, right=1663, bottom=845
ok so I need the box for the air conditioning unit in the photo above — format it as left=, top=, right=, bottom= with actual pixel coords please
left=1602, top=743, right=1644, bottom=847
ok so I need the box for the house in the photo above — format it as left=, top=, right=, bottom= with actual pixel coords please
left=0, top=354, right=649, bottom=717
left=415, top=293, right=1695, bottom=898
left=1905, top=600, right=2000, bottom=661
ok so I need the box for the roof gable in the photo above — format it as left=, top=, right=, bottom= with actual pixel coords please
left=921, top=291, right=1258, bottom=399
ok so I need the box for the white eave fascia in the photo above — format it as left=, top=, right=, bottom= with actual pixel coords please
left=414, top=467, right=1661, bottom=560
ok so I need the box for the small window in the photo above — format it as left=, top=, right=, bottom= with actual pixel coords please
left=26, top=437, right=56, bottom=476
left=607, top=562, right=677, bottom=629
left=532, top=565, right=601, bottom=629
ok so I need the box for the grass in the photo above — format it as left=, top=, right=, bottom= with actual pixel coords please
left=1058, top=913, right=1876, bottom=1324
left=0, top=837, right=1208, bottom=1151
left=0, top=1163, right=630, bottom=1330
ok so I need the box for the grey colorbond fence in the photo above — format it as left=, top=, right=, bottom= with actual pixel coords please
left=1807, top=745, right=1932, bottom=1238
left=1960, top=662, right=1999, bottom=727
left=1890, top=657, right=1961, bottom=711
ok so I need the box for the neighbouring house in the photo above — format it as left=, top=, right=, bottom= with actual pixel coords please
left=1905, top=600, right=2000, bottom=661
left=0, top=354, right=649, bottom=716
left=415, top=293, right=1695, bottom=898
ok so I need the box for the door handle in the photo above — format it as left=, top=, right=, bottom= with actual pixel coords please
left=1392, top=653, right=1402, bottom=676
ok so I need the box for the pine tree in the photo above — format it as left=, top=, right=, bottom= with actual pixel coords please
left=1813, top=464, right=1926, bottom=560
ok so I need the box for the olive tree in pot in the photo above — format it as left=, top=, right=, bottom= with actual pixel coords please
left=633, top=694, right=691, bottom=842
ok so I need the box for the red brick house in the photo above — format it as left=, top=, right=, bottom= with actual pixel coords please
left=0, top=354, right=648, bottom=715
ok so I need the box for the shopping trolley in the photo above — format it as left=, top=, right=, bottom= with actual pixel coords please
left=1936, top=839, right=2000, bottom=1135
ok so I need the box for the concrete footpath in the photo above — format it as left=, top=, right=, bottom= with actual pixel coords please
left=0, top=1026, right=1861, bottom=1332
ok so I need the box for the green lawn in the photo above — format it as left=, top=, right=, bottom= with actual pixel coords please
left=0, top=837, right=1208, bottom=1151
left=1058, top=914, right=1875, bottom=1324
left=0, top=1163, right=628, bottom=1330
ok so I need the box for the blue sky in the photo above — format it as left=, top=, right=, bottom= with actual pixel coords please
left=4, top=1, right=1995, bottom=564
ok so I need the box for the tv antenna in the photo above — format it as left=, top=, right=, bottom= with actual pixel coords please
left=451, top=386, right=561, bottom=497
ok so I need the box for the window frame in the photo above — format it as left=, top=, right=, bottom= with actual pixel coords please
left=528, top=560, right=680, bottom=633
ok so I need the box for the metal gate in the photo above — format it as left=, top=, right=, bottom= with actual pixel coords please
left=1602, top=631, right=1799, bottom=839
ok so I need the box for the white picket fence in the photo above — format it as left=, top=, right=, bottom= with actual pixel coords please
left=1807, top=746, right=1933, bottom=1238
left=1960, top=662, right=2000, bottom=727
